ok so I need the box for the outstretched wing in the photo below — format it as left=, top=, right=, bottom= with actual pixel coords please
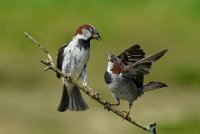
left=118, top=44, right=145, bottom=88
left=122, top=49, right=168, bottom=76
left=57, top=44, right=68, bottom=78
left=118, top=44, right=145, bottom=65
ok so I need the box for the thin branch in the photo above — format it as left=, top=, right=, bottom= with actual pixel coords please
left=23, top=32, right=157, bottom=134
left=24, top=32, right=54, bottom=66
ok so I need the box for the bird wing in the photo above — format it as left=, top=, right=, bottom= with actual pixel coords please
left=118, top=44, right=145, bottom=65
left=56, top=44, right=68, bottom=78
left=122, top=49, right=168, bottom=76
left=118, top=44, right=145, bottom=88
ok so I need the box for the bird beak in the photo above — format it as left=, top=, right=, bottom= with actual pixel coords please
left=107, top=52, right=112, bottom=57
left=107, top=52, right=112, bottom=61
left=93, top=33, right=101, bottom=40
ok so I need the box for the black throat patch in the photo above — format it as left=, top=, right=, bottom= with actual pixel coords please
left=104, top=71, right=113, bottom=84
left=77, top=39, right=90, bottom=50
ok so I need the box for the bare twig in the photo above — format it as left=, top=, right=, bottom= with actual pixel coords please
left=23, top=32, right=157, bottom=134
left=24, top=32, right=54, bottom=67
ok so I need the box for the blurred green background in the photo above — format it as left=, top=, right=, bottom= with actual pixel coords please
left=0, top=0, right=200, bottom=134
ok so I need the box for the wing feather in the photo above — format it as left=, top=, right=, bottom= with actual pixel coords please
left=122, top=49, right=168, bottom=76
left=57, top=44, right=68, bottom=78
left=118, top=44, right=145, bottom=65
left=118, top=44, right=145, bottom=88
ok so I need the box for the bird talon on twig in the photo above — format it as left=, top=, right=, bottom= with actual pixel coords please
left=85, top=86, right=99, bottom=99
left=65, top=73, right=71, bottom=81
left=91, top=91, right=99, bottom=99
left=104, top=101, right=111, bottom=111
left=121, top=110, right=131, bottom=120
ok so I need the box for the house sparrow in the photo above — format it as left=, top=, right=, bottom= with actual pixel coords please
left=57, top=24, right=101, bottom=112
left=104, top=44, right=167, bottom=118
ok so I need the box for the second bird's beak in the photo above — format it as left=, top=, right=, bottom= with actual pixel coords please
left=93, top=33, right=101, bottom=40
left=107, top=52, right=114, bottom=62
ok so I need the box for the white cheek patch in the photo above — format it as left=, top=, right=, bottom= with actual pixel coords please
left=107, top=61, right=113, bottom=73
left=82, top=29, right=91, bottom=39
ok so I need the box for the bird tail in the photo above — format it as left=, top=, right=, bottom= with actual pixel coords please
left=143, top=81, right=167, bottom=92
left=57, top=84, right=89, bottom=112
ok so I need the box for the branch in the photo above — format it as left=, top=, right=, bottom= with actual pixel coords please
left=23, top=32, right=157, bottom=134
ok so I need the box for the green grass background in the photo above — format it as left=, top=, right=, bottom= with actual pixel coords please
left=0, top=0, right=200, bottom=134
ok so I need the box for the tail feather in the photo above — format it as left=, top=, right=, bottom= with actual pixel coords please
left=57, top=84, right=88, bottom=112
left=143, top=81, right=167, bottom=92
left=57, top=85, right=69, bottom=112
left=68, top=85, right=89, bottom=111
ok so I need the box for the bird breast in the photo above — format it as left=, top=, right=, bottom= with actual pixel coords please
left=108, top=74, right=138, bottom=102
left=62, top=41, right=90, bottom=80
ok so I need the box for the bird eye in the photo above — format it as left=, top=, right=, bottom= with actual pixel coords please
left=89, top=27, right=98, bottom=34
left=109, top=56, right=115, bottom=62
left=89, top=27, right=93, bottom=32
left=108, top=52, right=116, bottom=62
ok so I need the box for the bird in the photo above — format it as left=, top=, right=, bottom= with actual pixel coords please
left=104, top=44, right=168, bottom=118
left=56, top=24, right=101, bottom=112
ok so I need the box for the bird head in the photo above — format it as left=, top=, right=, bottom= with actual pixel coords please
left=75, top=24, right=101, bottom=41
left=107, top=52, right=116, bottom=63
left=107, top=52, right=124, bottom=74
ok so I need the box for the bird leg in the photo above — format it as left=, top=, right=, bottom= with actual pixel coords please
left=104, top=101, right=120, bottom=111
left=65, top=73, right=72, bottom=81
left=122, top=109, right=131, bottom=119
left=80, top=68, right=99, bottom=98
left=122, top=104, right=132, bottom=119
left=82, top=81, right=87, bottom=87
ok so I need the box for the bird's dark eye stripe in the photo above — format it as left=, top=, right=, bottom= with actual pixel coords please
left=89, top=27, right=93, bottom=32
left=89, top=27, right=98, bottom=34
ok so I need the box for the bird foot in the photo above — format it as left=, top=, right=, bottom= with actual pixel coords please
left=91, top=90, right=99, bottom=99
left=104, top=102, right=111, bottom=111
left=121, top=111, right=131, bottom=120
left=65, top=73, right=72, bottom=81
left=82, top=81, right=88, bottom=87
left=104, top=102, right=120, bottom=111
left=84, top=86, right=99, bottom=99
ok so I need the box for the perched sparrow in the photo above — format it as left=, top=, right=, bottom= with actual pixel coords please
left=57, top=24, right=101, bottom=112
left=104, top=44, right=167, bottom=118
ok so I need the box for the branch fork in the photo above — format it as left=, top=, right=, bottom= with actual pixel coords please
left=23, top=32, right=157, bottom=134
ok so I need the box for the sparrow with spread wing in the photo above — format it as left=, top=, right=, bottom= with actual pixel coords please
left=104, top=44, right=167, bottom=118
